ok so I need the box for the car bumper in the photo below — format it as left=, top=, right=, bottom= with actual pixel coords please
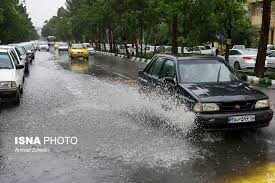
left=196, top=109, right=273, bottom=130
left=242, top=62, right=268, bottom=69
left=58, top=48, right=68, bottom=51
left=0, top=88, right=19, bottom=102
left=70, top=53, right=89, bottom=57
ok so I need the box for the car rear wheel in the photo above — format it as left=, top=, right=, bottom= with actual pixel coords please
left=234, top=62, right=241, bottom=70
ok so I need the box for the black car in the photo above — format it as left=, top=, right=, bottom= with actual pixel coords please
left=138, top=54, right=273, bottom=130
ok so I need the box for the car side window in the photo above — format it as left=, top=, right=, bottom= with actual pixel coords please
left=235, top=50, right=241, bottom=55
left=229, top=50, right=235, bottom=55
left=147, top=57, right=164, bottom=77
left=160, top=60, right=175, bottom=78
left=10, top=51, right=20, bottom=65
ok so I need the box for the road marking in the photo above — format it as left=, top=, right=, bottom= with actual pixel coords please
left=112, top=72, right=131, bottom=80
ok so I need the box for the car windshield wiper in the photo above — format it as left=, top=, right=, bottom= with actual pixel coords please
left=0, top=66, right=12, bottom=69
left=217, top=65, right=222, bottom=83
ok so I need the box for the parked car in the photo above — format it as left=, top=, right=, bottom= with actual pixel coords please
left=232, top=45, right=245, bottom=50
left=38, top=41, right=49, bottom=52
left=138, top=54, right=273, bottom=130
left=266, top=51, right=275, bottom=68
left=228, top=49, right=262, bottom=70
left=1, top=45, right=28, bottom=74
left=0, top=48, right=25, bottom=105
left=192, top=46, right=213, bottom=55
left=58, top=42, right=69, bottom=52
left=21, top=42, right=36, bottom=62
left=69, top=44, right=89, bottom=60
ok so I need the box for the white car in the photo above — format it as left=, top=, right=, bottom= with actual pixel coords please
left=192, top=46, right=213, bottom=55
left=87, top=46, right=94, bottom=55
left=38, top=42, right=49, bottom=51
left=0, top=45, right=26, bottom=75
left=58, top=42, right=69, bottom=52
left=266, top=52, right=275, bottom=68
left=229, top=49, right=261, bottom=70
left=0, top=48, right=25, bottom=105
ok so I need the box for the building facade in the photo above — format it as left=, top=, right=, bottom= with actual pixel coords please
left=247, top=0, right=275, bottom=44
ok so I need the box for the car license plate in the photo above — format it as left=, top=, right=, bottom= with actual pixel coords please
left=228, top=115, right=255, bottom=124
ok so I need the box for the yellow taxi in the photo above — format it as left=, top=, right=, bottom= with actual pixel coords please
left=69, top=44, right=89, bottom=60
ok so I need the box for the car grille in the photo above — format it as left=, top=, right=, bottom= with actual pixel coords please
left=219, top=101, right=255, bottom=112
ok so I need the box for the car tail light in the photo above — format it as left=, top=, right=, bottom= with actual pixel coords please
left=243, top=56, right=253, bottom=61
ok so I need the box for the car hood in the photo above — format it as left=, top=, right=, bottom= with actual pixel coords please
left=180, top=82, right=267, bottom=103
left=0, top=69, right=15, bottom=81
left=71, top=49, right=87, bottom=52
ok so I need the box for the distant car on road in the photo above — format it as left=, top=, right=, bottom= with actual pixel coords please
left=58, top=42, right=69, bottom=52
left=87, top=46, right=95, bottom=55
left=0, top=48, right=25, bottom=105
left=69, top=44, right=89, bottom=60
left=138, top=54, right=273, bottom=130
left=229, top=49, right=260, bottom=70
left=38, top=42, right=49, bottom=52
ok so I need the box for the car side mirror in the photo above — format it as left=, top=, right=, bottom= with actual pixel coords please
left=138, top=70, right=143, bottom=76
left=16, top=65, right=24, bottom=70
left=164, top=77, right=176, bottom=85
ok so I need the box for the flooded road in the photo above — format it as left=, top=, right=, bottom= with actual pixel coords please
left=1, top=50, right=275, bottom=183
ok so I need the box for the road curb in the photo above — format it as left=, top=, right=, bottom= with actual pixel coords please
left=247, top=76, right=275, bottom=88
left=95, top=50, right=150, bottom=64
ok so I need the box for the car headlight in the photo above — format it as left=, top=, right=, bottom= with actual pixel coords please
left=0, top=81, right=16, bottom=88
left=193, top=103, right=220, bottom=112
left=255, top=100, right=270, bottom=109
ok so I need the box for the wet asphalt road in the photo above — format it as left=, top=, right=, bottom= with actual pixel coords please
left=1, top=49, right=275, bottom=183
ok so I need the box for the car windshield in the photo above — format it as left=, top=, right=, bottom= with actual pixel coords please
left=178, top=60, right=239, bottom=83
left=60, top=43, right=68, bottom=46
left=0, top=53, right=13, bottom=69
left=72, top=44, right=85, bottom=49
left=242, top=50, right=257, bottom=55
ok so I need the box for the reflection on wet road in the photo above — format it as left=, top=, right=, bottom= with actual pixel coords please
left=0, top=49, right=275, bottom=183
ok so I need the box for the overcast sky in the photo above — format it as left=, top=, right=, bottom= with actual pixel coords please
left=25, top=0, right=66, bottom=27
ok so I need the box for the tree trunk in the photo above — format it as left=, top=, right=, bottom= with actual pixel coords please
left=225, top=30, right=231, bottom=62
left=171, top=15, right=178, bottom=54
left=135, top=34, right=138, bottom=56
left=125, top=43, right=130, bottom=58
left=140, top=25, right=143, bottom=55
left=108, top=29, right=113, bottom=52
left=255, top=0, right=271, bottom=77
left=103, top=42, right=106, bottom=51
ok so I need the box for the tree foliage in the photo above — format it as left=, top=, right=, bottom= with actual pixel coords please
left=0, top=0, right=38, bottom=44
left=42, top=0, right=256, bottom=55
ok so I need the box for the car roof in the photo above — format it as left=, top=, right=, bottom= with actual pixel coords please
left=0, top=45, right=15, bottom=49
left=154, top=54, right=221, bottom=61
left=0, top=48, right=9, bottom=53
